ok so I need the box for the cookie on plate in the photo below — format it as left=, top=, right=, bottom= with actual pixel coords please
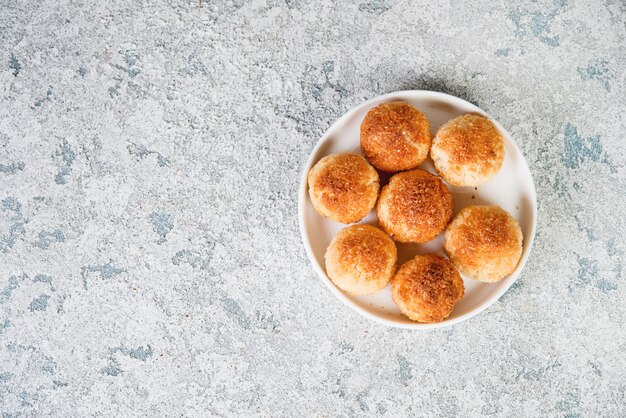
left=444, top=205, right=523, bottom=282
left=325, top=224, right=397, bottom=295
left=360, top=101, right=431, bottom=172
left=376, top=169, right=453, bottom=243
left=391, top=254, right=464, bottom=323
left=308, top=153, right=379, bottom=224
left=431, top=114, right=504, bottom=186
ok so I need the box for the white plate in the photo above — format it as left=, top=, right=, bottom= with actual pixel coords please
left=298, top=91, right=537, bottom=330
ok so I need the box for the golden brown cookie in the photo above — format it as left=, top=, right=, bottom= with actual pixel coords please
left=308, top=153, right=379, bottom=224
left=325, top=224, right=397, bottom=295
left=360, top=101, right=431, bottom=172
left=444, top=205, right=523, bottom=282
left=376, top=169, right=453, bottom=243
left=431, top=114, right=504, bottom=186
left=391, top=254, right=464, bottom=323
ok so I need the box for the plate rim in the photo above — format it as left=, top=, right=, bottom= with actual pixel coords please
left=298, top=90, right=538, bottom=330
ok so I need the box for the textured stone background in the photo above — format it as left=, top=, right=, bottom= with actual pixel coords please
left=1, top=0, right=625, bottom=416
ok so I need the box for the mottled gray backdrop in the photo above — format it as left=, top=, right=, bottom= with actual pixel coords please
left=1, top=0, right=625, bottom=416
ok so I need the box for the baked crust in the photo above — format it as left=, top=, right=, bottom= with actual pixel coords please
left=325, top=224, right=397, bottom=295
left=444, top=205, right=523, bottom=282
left=391, top=254, right=464, bottom=323
left=431, top=114, right=504, bottom=186
left=308, top=153, right=379, bottom=224
left=376, top=169, right=453, bottom=243
left=360, top=101, right=431, bottom=172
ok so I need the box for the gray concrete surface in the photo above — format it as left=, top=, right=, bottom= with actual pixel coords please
left=1, top=0, right=625, bottom=416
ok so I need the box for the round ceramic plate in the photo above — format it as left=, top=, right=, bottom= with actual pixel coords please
left=298, top=91, right=537, bottom=329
